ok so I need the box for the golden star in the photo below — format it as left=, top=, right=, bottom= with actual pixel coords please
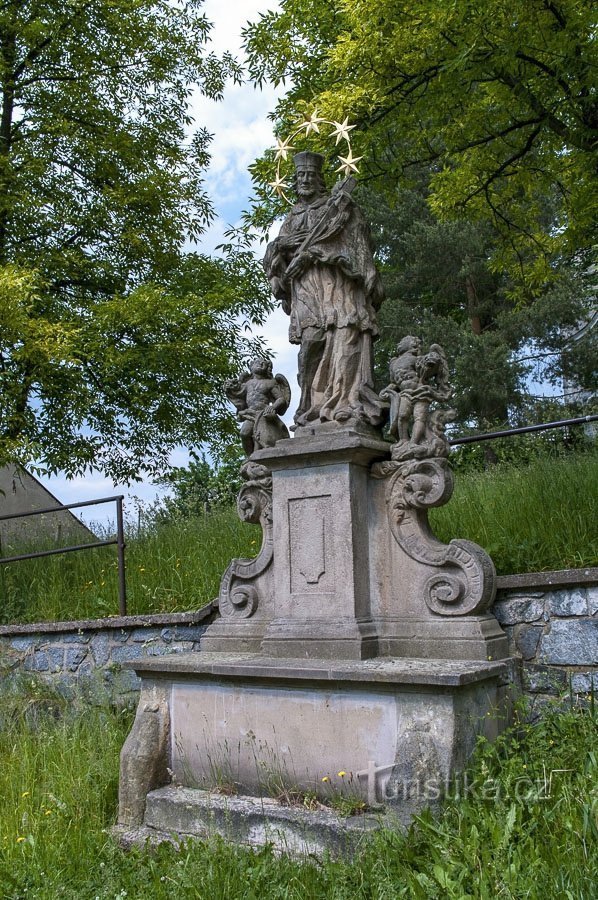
left=336, top=149, right=363, bottom=175
left=330, top=117, right=356, bottom=145
left=302, top=109, right=324, bottom=135
left=268, top=173, right=289, bottom=196
left=274, top=136, right=295, bottom=161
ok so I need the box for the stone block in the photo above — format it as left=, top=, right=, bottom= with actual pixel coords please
left=538, top=619, right=598, bottom=665
left=131, top=628, right=161, bottom=643
left=493, top=597, right=544, bottom=626
left=142, top=786, right=383, bottom=858
left=514, top=625, right=543, bottom=660
left=23, top=648, right=63, bottom=672
left=10, top=636, right=38, bottom=652
left=66, top=648, right=88, bottom=672
left=90, top=633, right=111, bottom=666
left=113, top=669, right=142, bottom=695
left=170, top=626, right=207, bottom=643
left=111, top=645, right=145, bottom=664
left=547, top=589, right=588, bottom=617
left=522, top=664, right=566, bottom=695
left=570, top=672, right=597, bottom=694
left=589, top=587, right=598, bottom=616
left=61, top=632, right=91, bottom=644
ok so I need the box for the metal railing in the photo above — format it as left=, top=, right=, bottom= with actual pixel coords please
left=0, top=495, right=127, bottom=615
left=449, top=414, right=598, bottom=447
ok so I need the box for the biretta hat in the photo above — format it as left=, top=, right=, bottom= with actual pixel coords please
left=293, top=151, right=324, bottom=170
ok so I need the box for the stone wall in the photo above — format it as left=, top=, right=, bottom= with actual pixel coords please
left=1, top=568, right=596, bottom=708
left=0, top=606, right=216, bottom=707
left=494, top=568, right=597, bottom=706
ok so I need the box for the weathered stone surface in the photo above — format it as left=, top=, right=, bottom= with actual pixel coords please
left=263, top=158, right=384, bottom=430
left=570, top=672, right=597, bottom=693
left=514, top=625, right=543, bottom=660
left=142, top=786, right=385, bottom=858
left=161, top=626, right=206, bottom=643
left=60, top=632, right=91, bottom=644
left=10, top=636, right=38, bottom=651
left=90, top=633, right=111, bottom=666
left=225, top=357, right=291, bottom=456
left=118, top=691, right=170, bottom=826
left=111, top=645, right=145, bottom=664
left=494, top=597, right=545, bottom=626
left=24, top=648, right=63, bottom=672
left=547, top=589, right=588, bottom=617
left=522, top=664, right=567, bottom=694
left=112, top=669, right=141, bottom=695
left=131, top=628, right=161, bottom=643
left=538, top=620, right=598, bottom=665
left=66, top=648, right=88, bottom=671
left=589, top=587, right=598, bottom=616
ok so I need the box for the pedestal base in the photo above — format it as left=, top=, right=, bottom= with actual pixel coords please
left=117, top=652, right=514, bottom=854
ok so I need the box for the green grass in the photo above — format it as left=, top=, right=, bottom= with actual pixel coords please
left=430, top=450, right=597, bottom=574
left=0, top=508, right=260, bottom=624
left=0, top=680, right=596, bottom=899
left=1, top=450, right=595, bottom=625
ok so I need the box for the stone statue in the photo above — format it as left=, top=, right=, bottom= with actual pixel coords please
left=224, top=357, right=291, bottom=456
left=381, top=338, right=454, bottom=460
left=263, top=151, right=385, bottom=429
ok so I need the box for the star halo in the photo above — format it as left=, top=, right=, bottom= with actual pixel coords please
left=268, top=111, right=361, bottom=204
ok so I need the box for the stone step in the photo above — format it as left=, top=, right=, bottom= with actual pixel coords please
left=142, top=785, right=389, bottom=857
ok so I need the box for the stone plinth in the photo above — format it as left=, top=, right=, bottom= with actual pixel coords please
left=202, top=429, right=508, bottom=662
left=117, top=651, right=512, bottom=849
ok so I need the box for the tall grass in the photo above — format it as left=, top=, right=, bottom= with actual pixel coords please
left=430, top=450, right=597, bottom=574
left=0, top=509, right=259, bottom=624
left=0, top=679, right=596, bottom=899
left=0, top=450, right=595, bottom=625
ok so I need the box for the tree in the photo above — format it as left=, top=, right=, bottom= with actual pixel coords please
left=364, top=177, right=593, bottom=429
left=0, top=1, right=272, bottom=482
left=244, top=0, right=596, bottom=292
left=150, top=443, right=246, bottom=524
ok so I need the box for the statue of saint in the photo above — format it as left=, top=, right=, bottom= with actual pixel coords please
left=263, top=151, right=385, bottom=429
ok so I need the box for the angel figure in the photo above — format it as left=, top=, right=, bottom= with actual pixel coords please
left=379, top=335, right=422, bottom=442
left=381, top=338, right=454, bottom=456
left=224, top=357, right=291, bottom=456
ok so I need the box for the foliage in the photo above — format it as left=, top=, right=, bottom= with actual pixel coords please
left=153, top=444, right=246, bottom=522
left=367, top=179, right=596, bottom=427
left=244, top=0, right=597, bottom=293
left=0, top=1, right=273, bottom=481
left=0, top=679, right=596, bottom=898
left=0, top=505, right=260, bottom=624
left=432, top=445, right=598, bottom=573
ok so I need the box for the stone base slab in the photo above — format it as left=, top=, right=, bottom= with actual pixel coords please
left=118, top=653, right=514, bottom=842
left=131, top=785, right=386, bottom=857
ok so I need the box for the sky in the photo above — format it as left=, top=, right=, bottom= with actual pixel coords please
left=37, top=0, right=293, bottom=531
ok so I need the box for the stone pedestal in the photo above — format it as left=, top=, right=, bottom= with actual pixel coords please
left=202, top=429, right=508, bottom=663
left=117, top=429, right=514, bottom=854
left=116, top=652, right=512, bottom=854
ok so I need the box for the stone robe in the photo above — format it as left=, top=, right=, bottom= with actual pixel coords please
left=263, top=185, right=384, bottom=427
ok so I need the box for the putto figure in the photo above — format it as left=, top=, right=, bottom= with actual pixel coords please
left=224, top=357, right=291, bottom=456
left=381, top=338, right=454, bottom=460
left=263, top=151, right=385, bottom=429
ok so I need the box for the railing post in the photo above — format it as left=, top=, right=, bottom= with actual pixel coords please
left=116, top=496, right=127, bottom=616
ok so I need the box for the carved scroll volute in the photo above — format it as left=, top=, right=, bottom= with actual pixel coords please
left=383, top=459, right=496, bottom=616
left=218, top=464, right=273, bottom=620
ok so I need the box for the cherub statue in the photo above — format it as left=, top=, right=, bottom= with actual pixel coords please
left=381, top=338, right=454, bottom=458
left=224, top=357, right=291, bottom=456
left=380, top=335, right=422, bottom=442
